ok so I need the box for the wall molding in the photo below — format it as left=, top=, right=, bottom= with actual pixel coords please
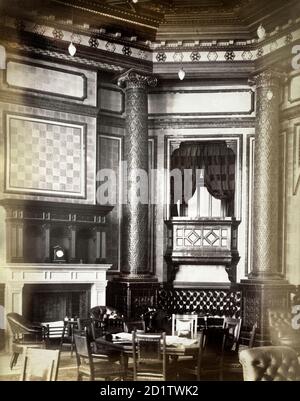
left=0, top=90, right=99, bottom=117
left=149, top=117, right=255, bottom=130
left=5, top=58, right=88, bottom=101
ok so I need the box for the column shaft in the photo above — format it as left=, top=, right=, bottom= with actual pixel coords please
left=119, top=71, right=157, bottom=276
left=251, top=69, right=283, bottom=279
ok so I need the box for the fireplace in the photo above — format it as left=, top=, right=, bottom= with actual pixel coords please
left=1, top=263, right=111, bottom=335
left=23, top=284, right=91, bottom=322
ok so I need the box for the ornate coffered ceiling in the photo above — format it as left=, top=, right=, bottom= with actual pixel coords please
left=2, top=0, right=299, bottom=42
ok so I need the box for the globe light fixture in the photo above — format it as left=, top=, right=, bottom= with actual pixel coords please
left=257, top=24, right=266, bottom=40
left=178, top=68, right=186, bottom=81
left=68, top=41, right=76, bottom=56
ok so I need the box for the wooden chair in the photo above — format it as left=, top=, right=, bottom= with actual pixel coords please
left=6, top=313, right=46, bottom=370
left=174, top=330, right=204, bottom=381
left=20, top=348, right=60, bottom=381
left=60, top=319, right=77, bottom=356
left=73, top=329, right=125, bottom=381
left=132, top=331, right=167, bottom=381
left=199, top=326, right=226, bottom=380
left=220, top=320, right=258, bottom=381
left=172, top=314, right=198, bottom=339
left=124, top=320, right=146, bottom=333
left=222, top=317, right=242, bottom=352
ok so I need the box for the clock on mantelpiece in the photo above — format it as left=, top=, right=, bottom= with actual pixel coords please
left=52, top=245, right=66, bottom=263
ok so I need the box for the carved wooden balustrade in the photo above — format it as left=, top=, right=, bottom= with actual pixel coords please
left=165, top=217, right=240, bottom=283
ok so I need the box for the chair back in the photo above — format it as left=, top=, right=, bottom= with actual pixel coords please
left=77, top=318, right=95, bottom=340
left=74, top=329, right=90, bottom=359
left=20, top=348, right=60, bottom=381
left=132, top=332, right=166, bottom=381
left=172, top=314, right=198, bottom=339
left=124, top=320, right=146, bottom=333
left=239, top=346, right=300, bottom=381
left=7, top=313, right=42, bottom=334
left=248, top=322, right=258, bottom=348
left=223, top=317, right=242, bottom=351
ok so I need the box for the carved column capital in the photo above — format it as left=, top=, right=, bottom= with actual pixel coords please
left=118, top=69, right=157, bottom=90
left=249, top=68, right=286, bottom=89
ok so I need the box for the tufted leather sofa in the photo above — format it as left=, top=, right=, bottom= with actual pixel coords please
left=239, top=346, right=300, bottom=381
left=157, top=288, right=241, bottom=318
left=268, top=309, right=300, bottom=352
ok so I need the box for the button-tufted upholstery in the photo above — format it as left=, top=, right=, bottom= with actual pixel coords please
left=157, top=288, right=241, bottom=318
left=89, top=306, right=124, bottom=335
left=268, top=309, right=300, bottom=351
left=239, top=346, right=300, bottom=381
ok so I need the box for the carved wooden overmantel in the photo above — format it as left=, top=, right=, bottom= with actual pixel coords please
left=0, top=199, right=114, bottom=264
left=165, top=217, right=240, bottom=283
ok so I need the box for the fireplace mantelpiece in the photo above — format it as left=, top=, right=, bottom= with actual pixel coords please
left=0, top=199, right=113, bottom=264
left=1, top=263, right=111, bottom=317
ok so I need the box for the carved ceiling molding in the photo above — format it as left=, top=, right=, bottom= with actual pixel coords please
left=1, top=15, right=299, bottom=71
left=1, top=39, right=125, bottom=73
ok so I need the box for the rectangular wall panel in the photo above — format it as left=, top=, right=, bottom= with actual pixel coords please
left=6, top=60, right=86, bottom=100
left=100, top=87, right=124, bottom=114
left=149, top=89, right=254, bottom=116
left=6, top=113, right=86, bottom=198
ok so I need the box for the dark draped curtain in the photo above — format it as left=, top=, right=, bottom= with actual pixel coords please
left=170, top=141, right=235, bottom=211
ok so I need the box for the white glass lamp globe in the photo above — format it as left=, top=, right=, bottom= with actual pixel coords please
left=68, top=41, right=76, bottom=56
left=178, top=68, right=185, bottom=80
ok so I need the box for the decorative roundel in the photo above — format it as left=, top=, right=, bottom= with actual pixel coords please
left=52, top=29, right=64, bottom=40
left=89, top=36, right=99, bottom=48
left=190, top=51, right=201, bottom=62
left=224, top=51, right=236, bottom=61
left=156, top=52, right=167, bottom=62
left=122, top=46, right=132, bottom=56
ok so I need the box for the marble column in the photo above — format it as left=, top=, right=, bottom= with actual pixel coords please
left=107, top=70, right=159, bottom=318
left=241, top=69, right=293, bottom=344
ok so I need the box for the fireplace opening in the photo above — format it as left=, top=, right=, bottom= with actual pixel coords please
left=22, top=284, right=91, bottom=323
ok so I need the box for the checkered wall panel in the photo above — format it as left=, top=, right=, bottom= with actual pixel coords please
left=6, top=114, right=85, bottom=197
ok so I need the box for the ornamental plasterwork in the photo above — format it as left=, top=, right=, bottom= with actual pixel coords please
left=2, top=15, right=300, bottom=65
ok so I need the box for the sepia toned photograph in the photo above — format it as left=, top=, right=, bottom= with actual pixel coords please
left=0, top=0, right=300, bottom=384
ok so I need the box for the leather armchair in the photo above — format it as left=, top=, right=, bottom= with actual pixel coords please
left=89, top=306, right=124, bottom=335
left=268, top=309, right=300, bottom=352
left=239, top=346, right=300, bottom=381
